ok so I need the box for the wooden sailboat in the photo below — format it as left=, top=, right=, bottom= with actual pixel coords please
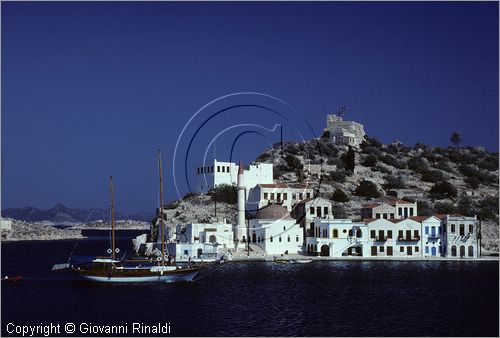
left=71, top=150, right=206, bottom=283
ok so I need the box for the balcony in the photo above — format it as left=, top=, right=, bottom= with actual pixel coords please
left=397, top=236, right=420, bottom=242
left=374, top=236, right=387, bottom=242
left=427, top=234, right=440, bottom=240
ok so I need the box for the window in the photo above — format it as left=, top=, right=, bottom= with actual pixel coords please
left=380, top=246, right=385, bottom=252
left=299, top=193, right=303, bottom=200
left=370, top=230, right=376, bottom=239
left=371, top=246, right=377, bottom=256
left=277, top=193, right=281, bottom=201
left=270, top=193, right=274, bottom=200
left=415, top=246, right=419, bottom=252
left=211, top=166, right=214, bottom=172
left=343, top=229, right=347, bottom=233
left=310, top=207, right=315, bottom=215
left=222, top=166, right=225, bottom=173
left=378, top=230, right=384, bottom=239
left=284, top=193, right=288, bottom=200
left=316, top=207, right=322, bottom=217
left=376, top=213, right=381, bottom=219
left=306, top=193, right=311, bottom=199
left=357, top=229, right=362, bottom=238
left=409, top=208, right=414, bottom=216
left=450, top=224, right=455, bottom=233
left=279, top=237, right=282, bottom=242
left=348, top=229, right=353, bottom=237
left=270, top=236, right=273, bottom=242
left=217, top=166, right=220, bottom=172
left=333, top=229, right=339, bottom=238
left=425, top=246, right=429, bottom=254
left=468, top=224, right=473, bottom=233
left=468, top=246, right=474, bottom=257
left=390, top=213, right=395, bottom=219
left=387, top=246, right=393, bottom=256
left=184, top=250, right=189, bottom=255
left=296, top=236, right=299, bottom=242
left=226, top=166, right=229, bottom=172
left=197, top=168, right=200, bottom=174
left=264, top=193, right=268, bottom=200
left=387, top=230, right=392, bottom=239
left=287, top=236, right=290, bottom=242
left=324, top=207, right=328, bottom=215
left=459, top=224, right=465, bottom=236
left=414, top=230, right=419, bottom=238
left=400, top=246, right=404, bottom=252
left=398, top=230, right=403, bottom=239
left=398, top=207, right=402, bottom=216
left=425, top=226, right=429, bottom=235
left=283, top=226, right=286, bottom=231
left=383, top=214, right=388, bottom=219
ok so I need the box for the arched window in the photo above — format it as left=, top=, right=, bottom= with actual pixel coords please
left=460, top=245, right=465, bottom=258
left=333, top=229, right=339, bottom=238
left=279, top=237, right=282, bottom=242
left=296, top=236, right=299, bottom=242
left=314, top=244, right=317, bottom=252
left=270, top=236, right=273, bottom=242
left=287, top=236, right=290, bottom=242
left=468, top=246, right=474, bottom=257
left=451, top=245, right=457, bottom=257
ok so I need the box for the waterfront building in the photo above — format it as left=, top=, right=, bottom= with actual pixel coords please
left=418, top=216, right=445, bottom=257
left=247, top=204, right=303, bottom=255
left=324, top=114, right=366, bottom=147
left=440, top=214, right=479, bottom=258
left=194, top=159, right=273, bottom=194
left=305, top=218, right=367, bottom=256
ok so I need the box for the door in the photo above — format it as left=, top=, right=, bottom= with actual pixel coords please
left=407, top=246, right=412, bottom=255
left=371, top=246, right=377, bottom=256
left=316, top=207, right=322, bottom=218
left=406, top=230, right=412, bottom=241
left=387, top=246, right=393, bottom=256
left=431, top=247, right=436, bottom=256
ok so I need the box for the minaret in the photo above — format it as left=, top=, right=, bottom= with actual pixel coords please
left=237, top=161, right=246, bottom=239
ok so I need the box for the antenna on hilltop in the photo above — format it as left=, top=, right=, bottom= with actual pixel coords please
left=337, top=106, right=346, bottom=117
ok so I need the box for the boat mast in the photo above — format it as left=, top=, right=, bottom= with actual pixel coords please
left=158, top=150, right=166, bottom=263
left=109, top=175, right=116, bottom=260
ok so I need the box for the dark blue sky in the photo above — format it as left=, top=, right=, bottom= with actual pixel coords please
left=2, top=2, right=498, bottom=213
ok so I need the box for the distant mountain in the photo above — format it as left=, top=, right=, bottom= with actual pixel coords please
left=1, top=204, right=153, bottom=223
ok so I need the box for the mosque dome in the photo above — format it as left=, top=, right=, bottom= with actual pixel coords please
left=254, top=204, right=292, bottom=220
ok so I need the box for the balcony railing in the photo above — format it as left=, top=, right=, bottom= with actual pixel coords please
left=374, top=236, right=387, bottom=242
left=397, top=236, right=420, bottom=242
left=427, top=234, right=440, bottom=239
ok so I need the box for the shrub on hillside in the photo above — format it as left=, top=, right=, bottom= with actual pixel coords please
left=407, top=156, right=429, bottom=174
left=362, top=155, right=378, bottom=167
left=386, top=190, right=398, bottom=198
left=386, top=144, right=399, bottom=155
left=354, top=180, right=382, bottom=198
left=207, top=184, right=237, bottom=204
left=434, top=201, right=458, bottom=214
left=341, top=147, right=356, bottom=175
left=256, top=152, right=271, bottom=162
left=284, top=154, right=302, bottom=171
left=383, top=175, right=406, bottom=190
left=478, top=156, right=499, bottom=171
left=429, top=181, right=458, bottom=199
left=465, top=176, right=480, bottom=189
left=328, top=170, right=346, bottom=183
left=421, top=169, right=446, bottom=183
left=331, top=189, right=350, bottom=202
left=436, top=160, right=453, bottom=172
left=417, top=201, right=435, bottom=216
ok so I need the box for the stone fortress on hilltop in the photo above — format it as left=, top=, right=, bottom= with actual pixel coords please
left=324, top=114, right=366, bottom=147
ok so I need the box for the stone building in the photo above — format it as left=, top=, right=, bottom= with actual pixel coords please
left=324, top=115, right=366, bottom=147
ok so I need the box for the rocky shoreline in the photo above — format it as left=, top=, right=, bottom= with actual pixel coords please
left=1, top=219, right=150, bottom=242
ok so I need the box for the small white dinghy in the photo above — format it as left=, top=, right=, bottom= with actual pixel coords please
left=290, top=259, right=312, bottom=264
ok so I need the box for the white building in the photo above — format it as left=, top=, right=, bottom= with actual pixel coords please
left=324, top=115, right=366, bottom=147
left=194, top=159, right=273, bottom=194
left=306, top=219, right=367, bottom=257
left=1, top=218, right=12, bottom=231
left=440, top=214, right=479, bottom=258
left=291, top=197, right=334, bottom=241
left=420, top=216, right=445, bottom=257
left=246, top=183, right=314, bottom=214
left=247, top=204, right=303, bottom=255
left=360, top=199, right=418, bottom=220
